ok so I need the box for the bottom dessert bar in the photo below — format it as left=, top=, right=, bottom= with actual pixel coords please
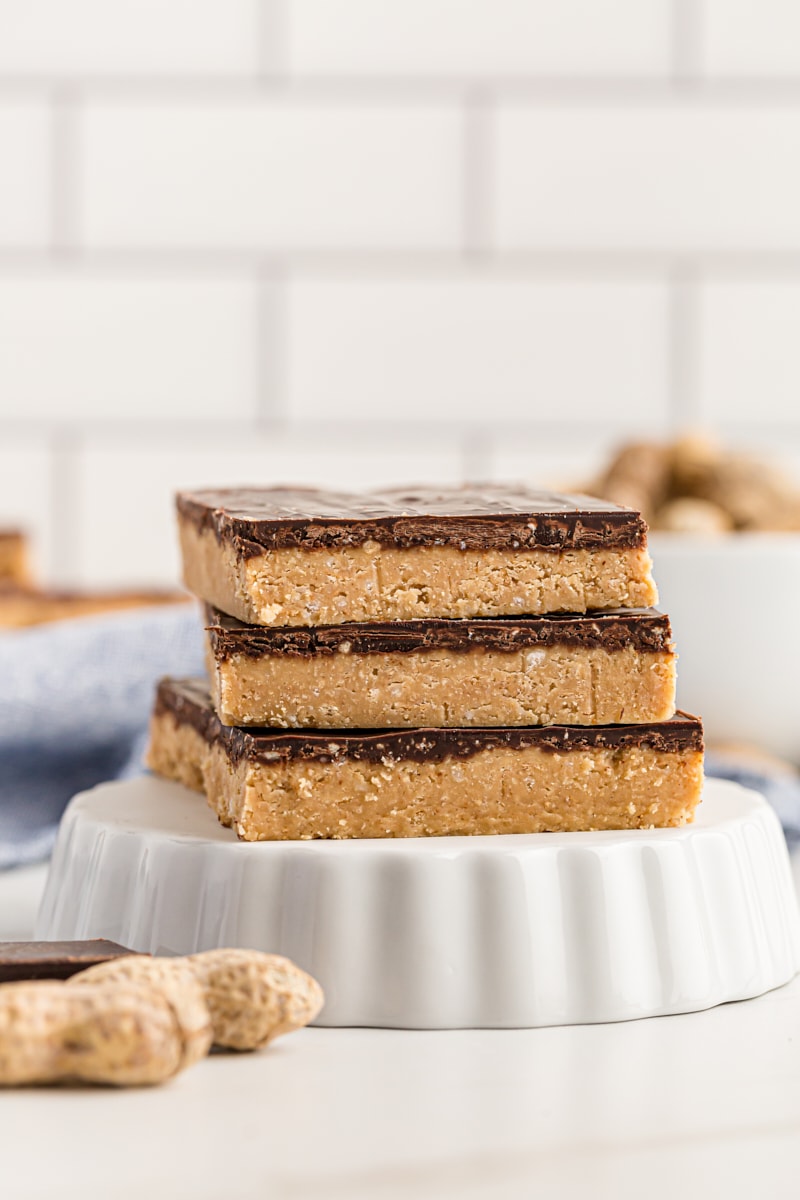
left=147, top=678, right=704, bottom=841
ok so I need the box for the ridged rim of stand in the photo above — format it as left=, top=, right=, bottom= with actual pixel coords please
left=36, top=777, right=800, bottom=1029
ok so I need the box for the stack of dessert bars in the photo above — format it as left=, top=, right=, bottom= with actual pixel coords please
left=148, top=486, right=704, bottom=840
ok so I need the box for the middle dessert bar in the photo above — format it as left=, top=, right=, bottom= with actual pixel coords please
left=147, top=678, right=704, bottom=841
left=205, top=607, right=676, bottom=728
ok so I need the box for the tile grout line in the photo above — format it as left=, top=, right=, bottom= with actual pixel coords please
left=11, top=76, right=800, bottom=101
left=0, top=416, right=740, bottom=441
left=6, top=247, right=800, bottom=278
left=667, top=265, right=701, bottom=432
left=461, top=429, right=494, bottom=482
left=49, top=84, right=81, bottom=255
left=47, top=428, right=82, bottom=585
left=461, top=89, right=494, bottom=257
left=8, top=418, right=800, bottom=467
left=671, top=0, right=704, bottom=82
left=258, top=0, right=289, bottom=79
left=254, top=267, right=289, bottom=430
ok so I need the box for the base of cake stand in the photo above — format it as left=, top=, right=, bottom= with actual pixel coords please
left=36, top=776, right=800, bottom=1029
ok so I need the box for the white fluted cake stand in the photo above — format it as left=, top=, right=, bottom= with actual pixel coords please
left=36, top=776, right=800, bottom=1028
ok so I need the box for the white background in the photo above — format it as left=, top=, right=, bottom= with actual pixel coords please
left=1, top=0, right=800, bottom=586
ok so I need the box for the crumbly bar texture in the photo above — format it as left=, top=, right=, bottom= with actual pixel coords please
left=177, top=486, right=658, bottom=626
left=205, top=608, right=676, bottom=729
left=146, top=679, right=704, bottom=841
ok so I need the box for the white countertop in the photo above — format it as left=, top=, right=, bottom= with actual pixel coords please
left=2, top=857, right=800, bottom=1200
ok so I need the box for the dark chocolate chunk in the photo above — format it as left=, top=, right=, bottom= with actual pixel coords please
left=177, top=485, right=648, bottom=554
left=205, top=606, right=673, bottom=660
left=0, top=940, right=140, bottom=983
left=155, top=678, right=703, bottom=767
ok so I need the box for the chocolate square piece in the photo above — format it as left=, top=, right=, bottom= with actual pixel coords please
left=0, top=940, right=139, bottom=983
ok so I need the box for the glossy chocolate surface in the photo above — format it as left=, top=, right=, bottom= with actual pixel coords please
left=205, top=607, right=673, bottom=660
left=177, top=486, right=648, bottom=554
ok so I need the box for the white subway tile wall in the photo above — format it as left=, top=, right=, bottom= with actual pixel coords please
left=287, top=277, right=670, bottom=425
left=0, top=1, right=261, bottom=76
left=0, top=276, right=259, bottom=421
left=0, top=103, right=51, bottom=246
left=698, top=281, right=800, bottom=424
left=0, top=441, right=54, bottom=581
left=82, top=102, right=464, bottom=250
left=0, top=0, right=795, bottom=585
left=288, top=0, right=675, bottom=76
left=494, top=106, right=800, bottom=250
left=702, top=0, right=800, bottom=75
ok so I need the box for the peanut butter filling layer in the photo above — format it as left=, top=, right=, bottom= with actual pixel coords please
left=208, top=641, right=676, bottom=729
left=180, top=520, right=657, bottom=627
left=146, top=679, right=703, bottom=841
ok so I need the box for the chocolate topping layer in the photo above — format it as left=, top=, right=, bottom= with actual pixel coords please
left=206, top=607, right=673, bottom=660
left=177, top=486, right=647, bottom=554
left=155, top=678, right=703, bottom=765
left=0, top=940, right=139, bottom=983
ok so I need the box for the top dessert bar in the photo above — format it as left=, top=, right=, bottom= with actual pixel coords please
left=177, top=485, right=658, bottom=627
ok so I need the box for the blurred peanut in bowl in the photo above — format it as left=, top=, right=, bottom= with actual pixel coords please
left=588, top=435, right=800, bottom=761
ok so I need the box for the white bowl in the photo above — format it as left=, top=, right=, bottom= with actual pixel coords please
left=650, top=533, right=800, bottom=760
left=36, top=776, right=800, bottom=1028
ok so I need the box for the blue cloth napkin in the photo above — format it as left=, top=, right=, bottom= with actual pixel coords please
left=0, top=604, right=204, bottom=868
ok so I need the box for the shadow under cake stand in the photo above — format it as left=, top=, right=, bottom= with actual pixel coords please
left=36, top=776, right=800, bottom=1029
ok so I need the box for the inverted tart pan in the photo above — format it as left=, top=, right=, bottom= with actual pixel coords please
left=36, top=776, right=800, bottom=1028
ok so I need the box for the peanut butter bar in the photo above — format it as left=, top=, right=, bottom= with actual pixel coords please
left=205, top=606, right=676, bottom=729
left=177, top=486, right=657, bottom=627
left=147, top=679, right=703, bottom=841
